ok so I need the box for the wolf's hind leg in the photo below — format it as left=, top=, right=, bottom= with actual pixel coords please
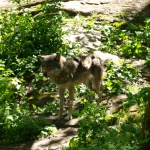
left=88, top=80, right=94, bottom=91
left=65, top=85, right=74, bottom=120
left=92, top=68, right=103, bottom=105
left=93, top=78, right=103, bottom=105
left=58, top=86, right=65, bottom=119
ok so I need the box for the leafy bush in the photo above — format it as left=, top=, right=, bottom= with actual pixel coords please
left=67, top=103, right=140, bottom=150
left=0, top=0, right=65, bottom=143
left=0, top=110, right=49, bottom=143
left=124, top=87, right=150, bottom=111
left=0, top=0, right=66, bottom=79
left=99, top=19, right=150, bottom=59
left=0, top=61, right=54, bottom=143
left=32, top=101, right=59, bottom=116
left=103, top=61, right=138, bottom=95
left=0, top=60, right=26, bottom=104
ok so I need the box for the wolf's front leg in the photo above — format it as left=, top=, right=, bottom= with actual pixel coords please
left=57, top=86, right=65, bottom=119
left=65, top=85, right=74, bottom=120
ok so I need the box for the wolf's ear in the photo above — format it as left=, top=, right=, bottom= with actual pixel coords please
left=55, top=53, right=61, bottom=61
left=38, top=55, right=45, bottom=61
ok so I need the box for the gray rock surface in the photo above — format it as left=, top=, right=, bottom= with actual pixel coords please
left=61, top=0, right=150, bottom=15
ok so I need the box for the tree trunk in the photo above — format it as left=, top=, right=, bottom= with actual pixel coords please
left=140, top=95, right=150, bottom=150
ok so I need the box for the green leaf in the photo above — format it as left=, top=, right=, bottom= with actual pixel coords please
left=32, top=104, right=37, bottom=110
left=7, top=115, right=13, bottom=121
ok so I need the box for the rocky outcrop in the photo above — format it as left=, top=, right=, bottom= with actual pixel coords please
left=61, top=0, right=150, bottom=16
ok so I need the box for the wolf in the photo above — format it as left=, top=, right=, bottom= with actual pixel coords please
left=38, top=53, right=103, bottom=120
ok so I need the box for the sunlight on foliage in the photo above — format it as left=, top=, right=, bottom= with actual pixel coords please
left=66, top=103, right=140, bottom=150
left=0, top=0, right=62, bottom=144
left=98, top=20, right=150, bottom=58
left=103, top=61, right=139, bottom=95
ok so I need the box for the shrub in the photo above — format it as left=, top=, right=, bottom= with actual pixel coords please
left=0, top=61, right=54, bottom=143
left=0, top=0, right=66, bottom=79
left=103, top=61, right=138, bottom=95
left=68, top=103, right=140, bottom=150
left=99, top=19, right=150, bottom=59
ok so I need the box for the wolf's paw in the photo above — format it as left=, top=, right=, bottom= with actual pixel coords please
left=65, top=115, right=73, bottom=120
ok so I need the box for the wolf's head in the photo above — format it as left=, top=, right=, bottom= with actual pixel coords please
left=38, top=54, right=66, bottom=77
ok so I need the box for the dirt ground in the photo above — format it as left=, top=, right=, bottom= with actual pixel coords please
left=0, top=0, right=150, bottom=150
